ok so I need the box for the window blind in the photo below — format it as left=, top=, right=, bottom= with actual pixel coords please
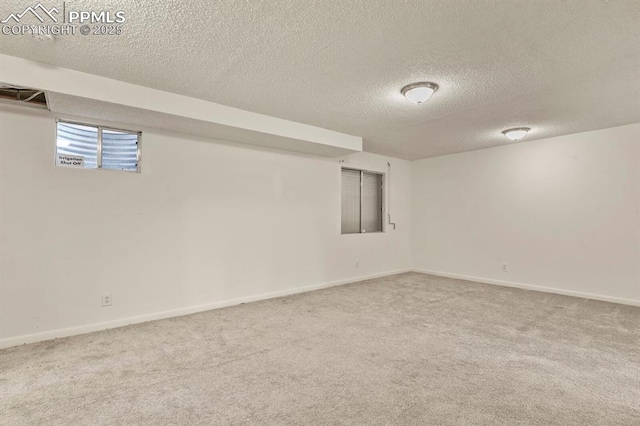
left=361, top=171, right=382, bottom=233
left=341, top=168, right=361, bottom=234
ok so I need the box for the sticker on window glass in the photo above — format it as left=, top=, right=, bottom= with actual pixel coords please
left=56, top=154, right=84, bottom=168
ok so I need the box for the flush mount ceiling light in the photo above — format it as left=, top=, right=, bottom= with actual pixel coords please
left=401, top=82, right=439, bottom=104
left=502, top=127, right=531, bottom=141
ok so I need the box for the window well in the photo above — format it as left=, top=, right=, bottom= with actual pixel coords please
left=55, top=120, right=141, bottom=172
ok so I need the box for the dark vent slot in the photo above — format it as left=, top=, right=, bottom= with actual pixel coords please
left=0, top=84, right=48, bottom=108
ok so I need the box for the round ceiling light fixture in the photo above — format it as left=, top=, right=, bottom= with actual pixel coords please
left=502, top=127, right=531, bottom=141
left=401, top=82, right=439, bottom=104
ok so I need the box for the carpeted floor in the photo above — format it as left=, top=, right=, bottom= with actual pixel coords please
left=1, top=272, right=639, bottom=425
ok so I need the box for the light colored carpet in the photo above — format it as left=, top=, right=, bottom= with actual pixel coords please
left=1, top=272, right=639, bottom=425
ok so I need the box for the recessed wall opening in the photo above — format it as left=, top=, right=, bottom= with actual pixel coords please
left=0, top=83, right=48, bottom=109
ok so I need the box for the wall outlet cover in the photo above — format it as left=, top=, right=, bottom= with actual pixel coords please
left=101, top=293, right=112, bottom=307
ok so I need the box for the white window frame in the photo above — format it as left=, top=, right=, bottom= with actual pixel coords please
left=54, top=119, right=142, bottom=173
left=341, top=167, right=385, bottom=235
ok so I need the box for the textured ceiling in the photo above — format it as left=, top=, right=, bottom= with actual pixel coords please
left=0, top=0, right=639, bottom=159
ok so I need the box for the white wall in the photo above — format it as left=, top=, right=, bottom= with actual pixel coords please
left=412, top=124, right=640, bottom=305
left=2, top=102, right=637, bottom=348
left=0, top=105, right=411, bottom=346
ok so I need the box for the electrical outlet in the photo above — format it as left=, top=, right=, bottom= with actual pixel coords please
left=101, top=293, right=112, bottom=307
left=501, top=263, right=508, bottom=272
left=355, top=261, right=360, bottom=269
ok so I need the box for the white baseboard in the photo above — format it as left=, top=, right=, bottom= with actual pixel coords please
left=0, top=269, right=411, bottom=349
left=411, top=269, right=640, bottom=307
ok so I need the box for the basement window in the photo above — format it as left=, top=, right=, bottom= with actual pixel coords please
left=55, top=120, right=141, bottom=172
left=341, top=168, right=384, bottom=234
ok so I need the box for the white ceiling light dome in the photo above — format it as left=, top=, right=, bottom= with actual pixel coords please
left=401, top=82, right=439, bottom=104
left=502, top=127, right=531, bottom=141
